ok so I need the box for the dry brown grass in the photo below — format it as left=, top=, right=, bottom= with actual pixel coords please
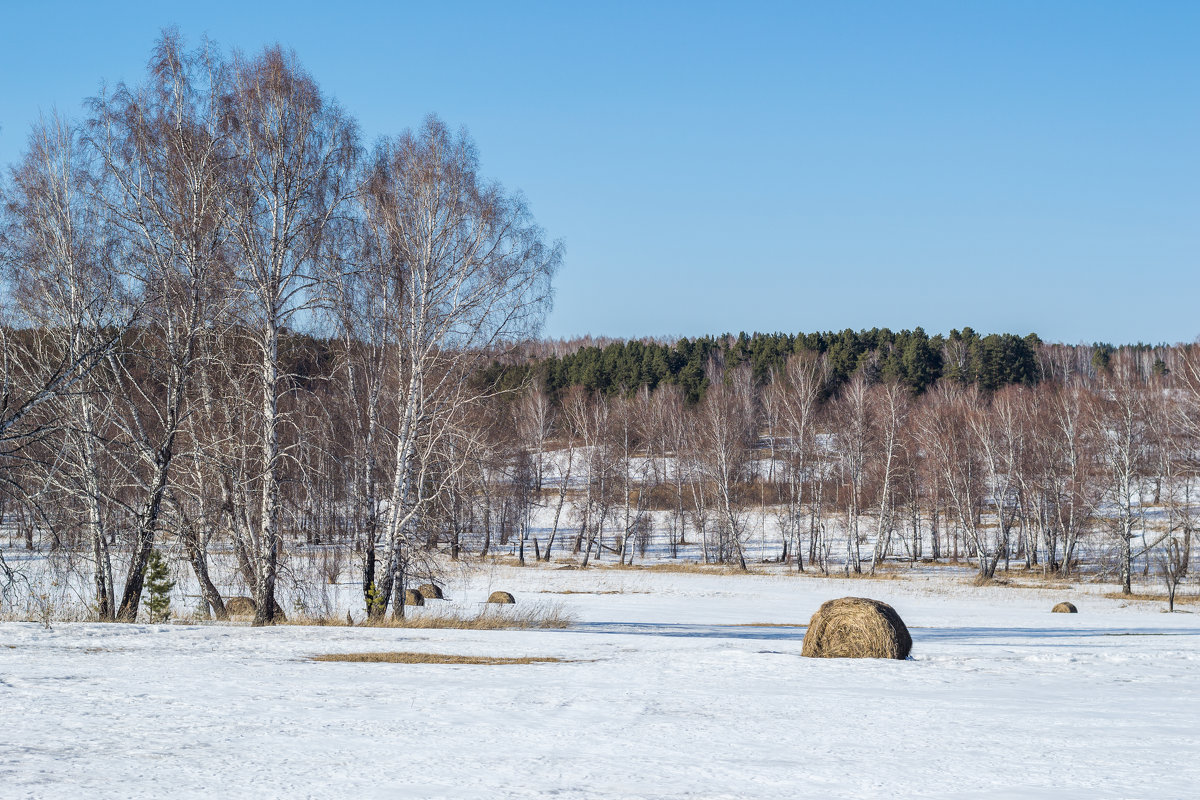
left=1051, top=601, right=1078, bottom=613
left=801, top=597, right=912, bottom=660
left=277, top=614, right=353, bottom=627
left=311, top=652, right=575, bottom=665
left=970, top=575, right=1012, bottom=587
left=804, top=569, right=905, bottom=581
left=1102, top=591, right=1199, bottom=605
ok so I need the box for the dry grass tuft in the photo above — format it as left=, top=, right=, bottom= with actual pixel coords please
left=801, top=597, right=912, bottom=660
left=311, top=651, right=574, bottom=665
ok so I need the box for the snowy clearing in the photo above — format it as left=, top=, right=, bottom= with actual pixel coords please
left=3, top=566, right=1199, bottom=799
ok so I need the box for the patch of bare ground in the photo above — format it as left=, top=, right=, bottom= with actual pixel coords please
left=311, top=652, right=576, bottom=665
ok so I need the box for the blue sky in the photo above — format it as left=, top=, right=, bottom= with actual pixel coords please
left=2, top=1, right=1197, bottom=344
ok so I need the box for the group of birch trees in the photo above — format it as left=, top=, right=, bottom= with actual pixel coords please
left=0, top=34, right=558, bottom=623
left=524, top=344, right=1199, bottom=598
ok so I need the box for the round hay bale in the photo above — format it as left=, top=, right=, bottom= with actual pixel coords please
left=404, top=589, right=425, bottom=607
left=1052, top=601, right=1078, bottom=613
left=487, top=591, right=516, bottom=605
left=418, top=583, right=444, bottom=600
left=801, top=597, right=912, bottom=660
left=221, top=596, right=287, bottom=622
left=225, top=596, right=257, bottom=617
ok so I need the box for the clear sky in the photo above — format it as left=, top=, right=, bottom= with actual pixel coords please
left=2, top=1, right=1197, bottom=344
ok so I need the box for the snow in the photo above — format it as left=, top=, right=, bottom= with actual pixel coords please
left=3, top=566, right=1199, bottom=799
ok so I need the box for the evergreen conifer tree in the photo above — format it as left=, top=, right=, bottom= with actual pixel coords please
left=143, top=549, right=175, bottom=623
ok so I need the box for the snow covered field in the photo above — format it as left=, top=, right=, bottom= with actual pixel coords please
left=3, top=566, right=1199, bottom=799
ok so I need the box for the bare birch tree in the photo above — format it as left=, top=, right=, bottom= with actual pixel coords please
left=88, top=33, right=234, bottom=620
left=0, top=114, right=131, bottom=614
left=223, top=45, right=358, bottom=624
left=358, top=118, right=558, bottom=616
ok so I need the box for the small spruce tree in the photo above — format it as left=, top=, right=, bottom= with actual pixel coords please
left=143, top=549, right=175, bottom=623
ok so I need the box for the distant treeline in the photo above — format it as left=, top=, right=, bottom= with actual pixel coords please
left=486, top=328, right=1049, bottom=401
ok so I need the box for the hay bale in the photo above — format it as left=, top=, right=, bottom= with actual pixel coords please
left=221, top=595, right=287, bottom=622
left=225, top=596, right=257, bottom=617
left=801, top=597, right=912, bottom=660
left=418, top=583, right=444, bottom=600
left=487, top=591, right=516, bottom=605
left=404, top=589, right=425, bottom=607
left=1052, top=601, right=1078, bottom=613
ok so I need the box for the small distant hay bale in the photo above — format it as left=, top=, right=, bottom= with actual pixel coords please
left=1052, top=601, right=1078, bottom=614
left=404, top=589, right=425, bottom=607
left=801, top=597, right=912, bottom=660
left=418, top=583, right=444, bottom=600
left=225, top=596, right=257, bottom=617
left=487, top=591, right=516, bottom=605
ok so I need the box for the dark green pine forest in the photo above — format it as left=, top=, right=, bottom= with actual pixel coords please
left=485, top=327, right=1045, bottom=402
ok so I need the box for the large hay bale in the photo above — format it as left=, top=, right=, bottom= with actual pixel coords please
left=418, top=583, right=444, bottom=600
left=225, top=596, right=257, bottom=617
left=801, top=597, right=912, bottom=660
left=1052, top=601, right=1078, bottom=613
left=223, top=596, right=287, bottom=622
left=404, top=589, right=425, bottom=607
left=487, top=591, right=516, bottom=605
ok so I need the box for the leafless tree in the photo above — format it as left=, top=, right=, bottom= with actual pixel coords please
left=832, top=370, right=871, bottom=574
left=694, top=364, right=757, bottom=569
left=514, top=384, right=551, bottom=564
left=222, top=45, right=358, bottom=624
left=772, top=351, right=825, bottom=570
left=87, top=33, right=233, bottom=620
left=866, top=379, right=909, bottom=574
left=359, top=118, right=559, bottom=614
left=1090, top=358, right=1153, bottom=594
left=916, top=383, right=990, bottom=577
left=648, top=383, right=688, bottom=558
left=540, top=386, right=579, bottom=561
left=0, top=114, right=131, bottom=613
left=613, top=387, right=654, bottom=565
